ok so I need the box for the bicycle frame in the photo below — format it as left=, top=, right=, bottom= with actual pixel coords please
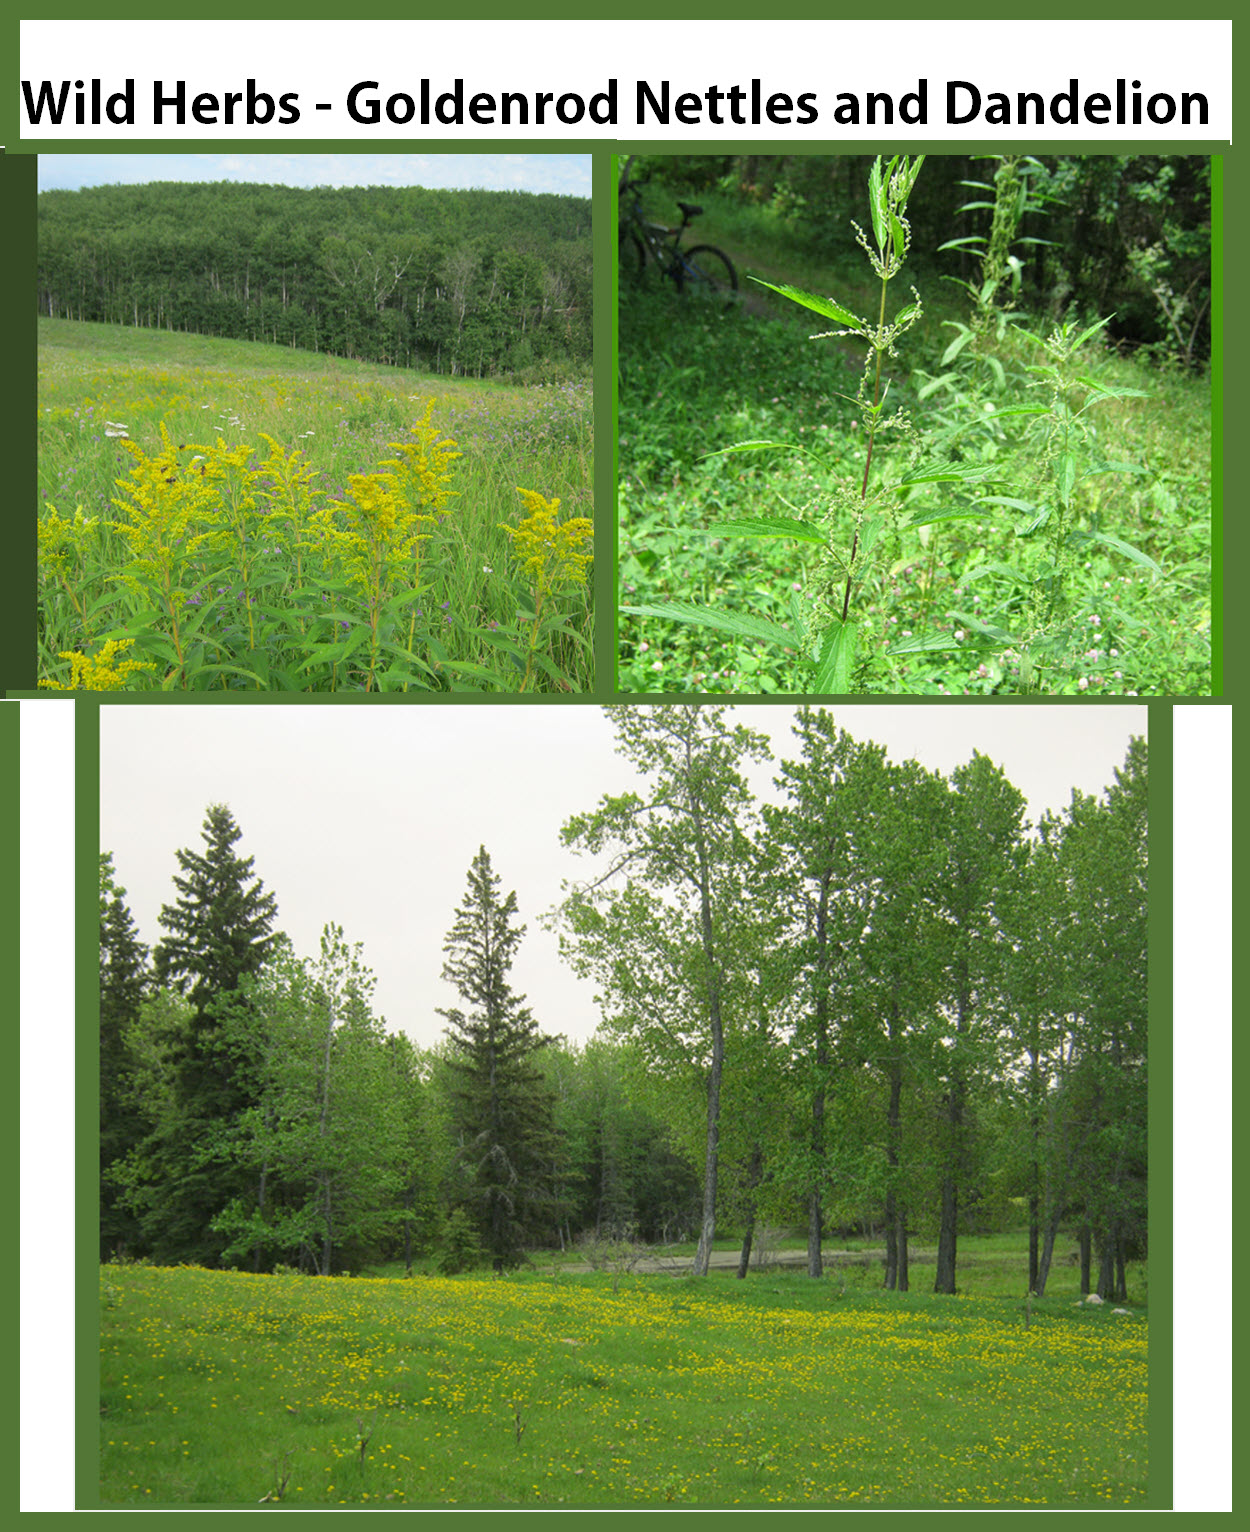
left=618, top=174, right=738, bottom=300
left=620, top=192, right=700, bottom=279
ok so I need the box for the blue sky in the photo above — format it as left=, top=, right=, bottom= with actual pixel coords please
left=36, top=152, right=590, bottom=197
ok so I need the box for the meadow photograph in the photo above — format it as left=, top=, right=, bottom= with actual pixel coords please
left=36, top=153, right=594, bottom=694
left=616, top=153, right=1212, bottom=697
left=94, top=700, right=1151, bottom=1508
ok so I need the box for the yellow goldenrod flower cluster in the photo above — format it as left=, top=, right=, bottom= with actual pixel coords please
left=110, top=424, right=218, bottom=612
left=502, top=488, right=594, bottom=595
left=314, top=401, right=461, bottom=609
left=39, top=638, right=153, bottom=691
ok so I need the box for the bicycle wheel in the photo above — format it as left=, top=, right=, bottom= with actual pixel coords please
left=677, top=245, right=738, bottom=302
left=618, top=230, right=645, bottom=286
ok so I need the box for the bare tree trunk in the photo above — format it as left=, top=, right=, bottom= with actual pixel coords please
left=736, top=1144, right=764, bottom=1279
left=692, top=1034, right=721, bottom=1276
left=806, top=1193, right=824, bottom=1279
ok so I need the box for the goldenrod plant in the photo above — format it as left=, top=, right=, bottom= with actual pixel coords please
left=37, top=372, right=592, bottom=692
left=495, top=488, right=594, bottom=692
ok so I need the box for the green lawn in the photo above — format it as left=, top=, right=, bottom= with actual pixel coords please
left=96, top=1245, right=1149, bottom=1508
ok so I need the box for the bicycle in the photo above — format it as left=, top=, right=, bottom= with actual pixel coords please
left=617, top=170, right=738, bottom=303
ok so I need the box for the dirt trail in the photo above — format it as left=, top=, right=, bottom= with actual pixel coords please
left=557, top=1246, right=891, bottom=1276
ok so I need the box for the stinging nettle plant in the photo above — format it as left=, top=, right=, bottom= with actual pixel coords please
left=622, top=153, right=1162, bottom=695
left=622, top=154, right=931, bottom=693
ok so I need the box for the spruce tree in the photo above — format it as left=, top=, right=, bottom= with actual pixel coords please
left=142, top=803, right=279, bottom=1262
left=99, top=852, right=149, bottom=1258
left=438, top=846, right=556, bottom=1268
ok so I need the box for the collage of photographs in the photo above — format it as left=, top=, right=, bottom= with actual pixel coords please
left=13, top=15, right=1230, bottom=1516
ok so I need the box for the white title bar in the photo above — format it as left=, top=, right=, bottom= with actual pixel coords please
left=19, top=19, right=1231, bottom=141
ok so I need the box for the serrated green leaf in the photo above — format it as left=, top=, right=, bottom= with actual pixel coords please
left=704, top=517, right=826, bottom=544
left=947, top=610, right=1016, bottom=644
left=1056, top=453, right=1077, bottom=508
left=905, top=506, right=989, bottom=528
left=942, top=329, right=974, bottom=365
left=896, top=462, right=1000, bottom=488
left=813, top=619, right=859, bottom=693
left=622, top=602, right=797, bottom=650
left=885, top=630, right=966, bottom=655
left=869, top=157, right=886, bottom=250
left=977, top=496, right=1039, bottom=516
left=747, top=278, right=859, bottom=329
left=1085, top=531, right=1164, bottom=577
left=1071, top=314, right=1116, bottom=351
left=917, top=372, right=960, bottom=401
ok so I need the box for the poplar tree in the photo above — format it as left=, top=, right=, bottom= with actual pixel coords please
left=558, top=704, right=770, bottom=1277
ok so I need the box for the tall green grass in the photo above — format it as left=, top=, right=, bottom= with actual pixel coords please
left=96, top=1242, right=1148, bottom=1508
left=38, top=320, right=594, bottom=691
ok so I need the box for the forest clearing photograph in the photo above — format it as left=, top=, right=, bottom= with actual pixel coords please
left=35, top=154, right=594, bottom=694
left=616, top=153, right=1213, bottom=697
left=93, top=700, right=1151, bottom=1508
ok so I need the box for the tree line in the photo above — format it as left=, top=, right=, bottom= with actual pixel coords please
left=100, top=707, right=1146, bottom=1296
left=39, top=180, right=592, bottom=381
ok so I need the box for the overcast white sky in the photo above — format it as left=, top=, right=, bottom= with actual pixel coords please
left=37, top=152, right=591, bottom=197
left=98, top=702, right=1146, bottom=1052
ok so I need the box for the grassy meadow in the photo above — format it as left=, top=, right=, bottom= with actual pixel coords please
left=96, top=1232, right=1148, bottom=1508
left=617, top=188, right=1212, bottom=696
left=37, top=319, right=593, bottom=692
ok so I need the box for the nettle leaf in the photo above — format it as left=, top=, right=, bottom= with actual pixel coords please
left=748, top=278, right=860, bottom=329
left=896, top=462, right=1000, bottom=488
left=622, top=602, right=797, bottom=650
left=885, top=629, right=966, bottom=655
left=905, top=505, right=989, bottom=528
left=1083, top=530, right=1164, bottom=577
left=813, top=619, right=859, bottom=693
left=941, top=328, right=974, bottom=364
left=917, top=371, right=960, bottom=401
left=869, top=157, right=887, bottom=249
left=704, top=516, right=826, bottom=544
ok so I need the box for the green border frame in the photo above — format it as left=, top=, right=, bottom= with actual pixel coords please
left=4, top=5, right=1229, bottom=1512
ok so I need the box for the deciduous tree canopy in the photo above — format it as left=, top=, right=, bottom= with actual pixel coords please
left=39, top=180, right=592, bottom=380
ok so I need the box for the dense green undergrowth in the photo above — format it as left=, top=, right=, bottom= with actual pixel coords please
left=38, top=320, right=593, bottom=692
left=617, top=187, right=1211, bottom=696
left=97, top=1238, right=1148, bottom=1508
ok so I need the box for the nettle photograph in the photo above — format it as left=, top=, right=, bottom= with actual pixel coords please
left=96, top=701, right=1149, bottom=1507
left=36, top=153, right=593, bottom=693
left=617, top=153, right=1212, bottom=696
